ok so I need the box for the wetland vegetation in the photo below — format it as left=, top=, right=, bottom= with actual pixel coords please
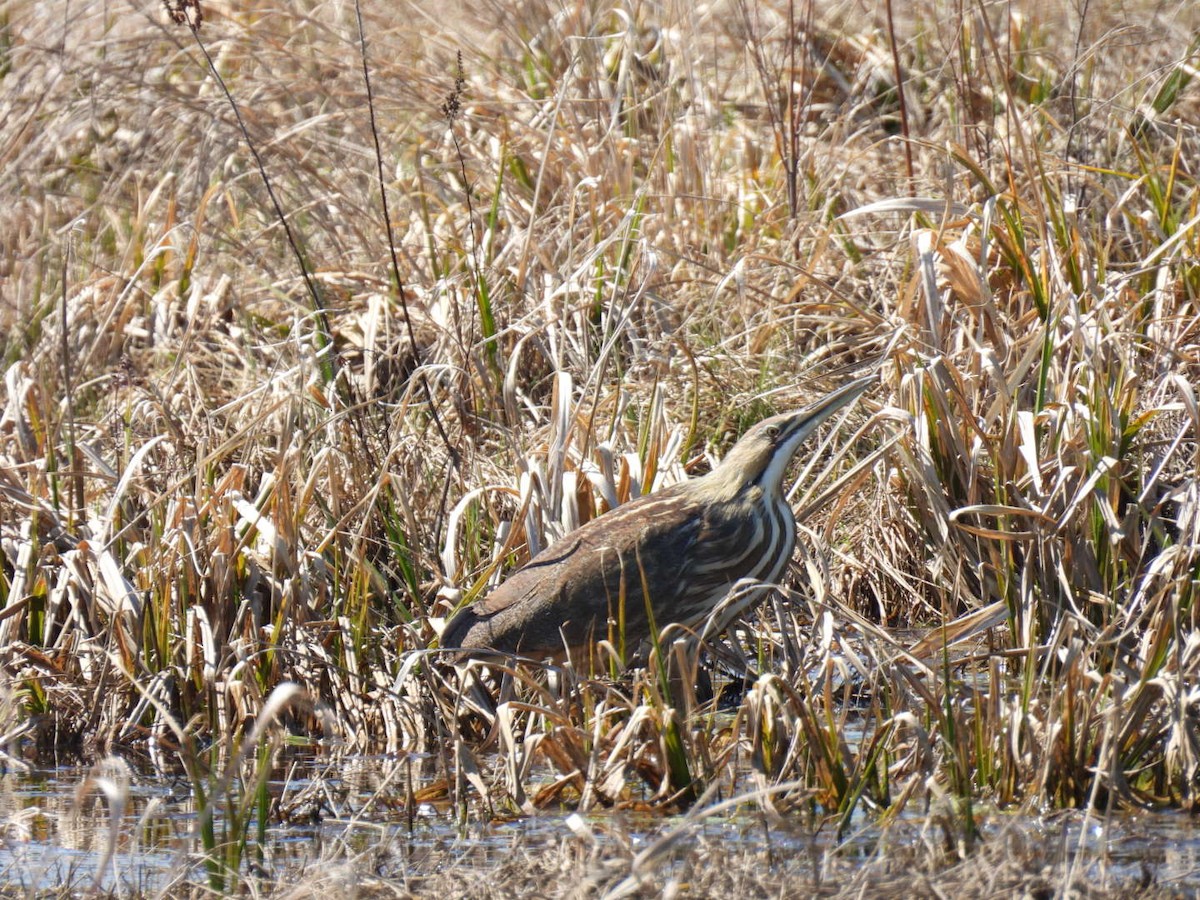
left=1, top=0, right=1199, bottom=894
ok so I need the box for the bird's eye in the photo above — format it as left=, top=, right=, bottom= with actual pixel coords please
left=764, top=424, right=781, bottom=440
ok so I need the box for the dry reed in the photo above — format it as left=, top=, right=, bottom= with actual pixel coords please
left=1, top=0, right=1199, bottom=892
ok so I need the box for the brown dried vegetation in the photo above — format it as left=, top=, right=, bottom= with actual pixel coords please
left=1, top=0, right=1199, bottom=893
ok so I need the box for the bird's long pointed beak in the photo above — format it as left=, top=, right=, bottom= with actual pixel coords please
left=750, top=374, right=875, bottom=494
left=780, top=374, right=875, bottom=444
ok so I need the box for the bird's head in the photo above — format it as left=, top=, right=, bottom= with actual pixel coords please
left=700, top=375, right=874, bottom=501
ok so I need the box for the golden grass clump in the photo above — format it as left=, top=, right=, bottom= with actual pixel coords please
left=1, top=0, right=1200, bottom=888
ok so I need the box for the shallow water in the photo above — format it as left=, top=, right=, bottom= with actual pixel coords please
left=2, top=756, right=1199, bottom=893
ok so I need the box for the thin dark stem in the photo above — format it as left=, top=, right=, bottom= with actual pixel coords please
left=352, top=0, right=460, bottom=478
left=786, top=0, right=797, bottom=217
left=883, top=0, right=914, bottom=191
left=184, top=20, right=339, bottom=385
left=1066, top=0, right=1092, bottom=208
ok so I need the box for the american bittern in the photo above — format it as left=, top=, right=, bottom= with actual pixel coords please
left=442, top=376, right=873, bottom=663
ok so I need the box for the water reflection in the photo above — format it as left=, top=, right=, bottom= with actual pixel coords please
left=1, top=756, right=1199, bottom=893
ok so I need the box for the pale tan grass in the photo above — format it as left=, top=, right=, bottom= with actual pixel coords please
left=0, top=3, right=1199, bottom=883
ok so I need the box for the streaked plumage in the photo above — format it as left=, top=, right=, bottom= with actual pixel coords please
left=441, top=376, right=873, bottom=663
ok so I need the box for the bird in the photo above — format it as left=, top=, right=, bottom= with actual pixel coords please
left=440, top=375, right=874, bottom=666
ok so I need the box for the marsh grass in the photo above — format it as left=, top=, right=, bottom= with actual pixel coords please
left=2, top=0, right=1199, bottom=892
